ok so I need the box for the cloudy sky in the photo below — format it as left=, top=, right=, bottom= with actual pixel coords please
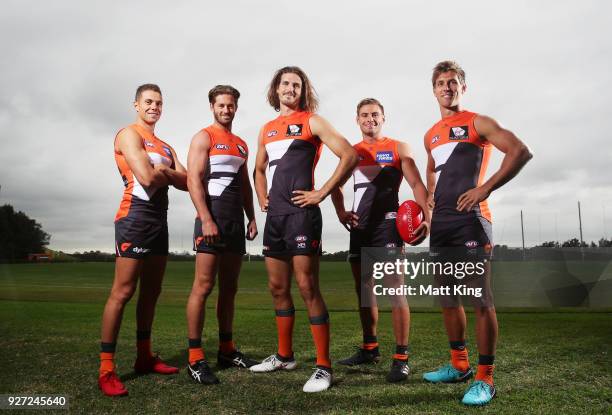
left=1, top=0, right=610, bottom=254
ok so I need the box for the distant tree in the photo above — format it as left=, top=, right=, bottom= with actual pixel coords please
left=599, top=238, right=612, bottom=247
left=0, top=204, right=50, bottom=261
left=561, top=238, right=587, bottom=248
left=539, top=241, right=560, bottom=248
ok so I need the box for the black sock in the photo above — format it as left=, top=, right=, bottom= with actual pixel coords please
left=449, top=340, right=466, bottom=351
left=478, top=354, right=495, bottom=365
left=137, top=330, right=151, bottom=341
left=100, top=342, right=116, bottom=353
left=188, top=338, right=202, bottom=349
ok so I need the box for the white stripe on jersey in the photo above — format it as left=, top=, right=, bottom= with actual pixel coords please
left=430, top=142, right=458, bottom=170
left=207, top=154, right=245, bottom=197
left=265, top=139, right=294, bottom=192
left=131, top=152, right=172, bottom=201
left=352, top=165, right=382, bottom=212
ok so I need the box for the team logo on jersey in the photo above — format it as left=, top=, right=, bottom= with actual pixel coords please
left=375, top=151, right=394, bottom=163
left=286, top=124, right=303, bottom=136
left=237, top=144, right=247, bottom=157
left=195, top=236, right=204, bottom=246
left=431, top=135, right=440, bottom=144
left=215, top=144, right=230, bottom=150
left=162, top=146, right=173, bottom=157
left=449, top=126, right=469, bottom=140
left=144, top=141, right=155, bottom=147
left=267, top=130, right=278, bottom=137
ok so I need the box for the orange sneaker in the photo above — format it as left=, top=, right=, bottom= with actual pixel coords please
left=98, top=371, right=128, bottom=397
left=134, top=354, right=179, bottom=375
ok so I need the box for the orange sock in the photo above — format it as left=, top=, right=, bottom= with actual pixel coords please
left=475, top=364, right=495, bottom=385
left=392, top=353, right=409, bottom=361
left=137, top=339, right=153, bottom=360
left=219, top=340, right=236, bottom=355
left=99, top=352, right=115, bottom=376
left=309, top=313, right=331, bottom=368
left=450, top=348, right=470, bottom=372
left=188, top=348, right=205, bottom=365
left=275, top=308, right=295, bottom=359
left=363, top=342, right=379, bottom=350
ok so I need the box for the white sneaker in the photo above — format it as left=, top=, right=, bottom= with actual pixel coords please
left=302, top=367, right=332, bottom=392
left=249, top=354, right=297, bottom=373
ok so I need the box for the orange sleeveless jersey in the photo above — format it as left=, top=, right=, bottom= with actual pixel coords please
left=261, top=111, right=323, bottom=216
left=352, top=138, right=403, bottom=228
left=202, top=124, right=248, bottom=220
left=424, top=110, right=492, bottom=222
left=114, top=124, right=175, bottom=222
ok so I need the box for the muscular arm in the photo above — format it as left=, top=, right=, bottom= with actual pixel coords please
left=117, top=127, right=169, bottom=188
left=158, top=148, right=188, bottom=191
left=253, top=127, right=269, bottom=212
left=456, top=115, right=533, bottom=212
left=330, top=185, right=358, bottom=230
left=240, top=164, right=258, bottom=240
left=291, top=115, right=359, bottom=207
left=399, top=141, right=430, bottom=241
left=424, top=134, right=436, bottom=211
left=186, top=130, right=214, bottom=222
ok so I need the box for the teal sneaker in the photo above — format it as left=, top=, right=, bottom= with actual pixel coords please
left=423, top=364, right=473, bottom=383
left=462, top=380, right=496, bottom=406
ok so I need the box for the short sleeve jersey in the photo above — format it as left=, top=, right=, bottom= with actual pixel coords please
left=114, top=124, right=175, bottom=222
left=262, top=111, right=323, bottom=216
left=202, top=124, right=249, bottom=220
left=351, top=137, right=402, bottom=229
left=424, top=110, right=492, bottom=222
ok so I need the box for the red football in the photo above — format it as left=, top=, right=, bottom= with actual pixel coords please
left=396, top=200, right=424, bottom=245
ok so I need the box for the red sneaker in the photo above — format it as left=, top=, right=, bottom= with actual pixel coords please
left=98, top=371, right=128, bottom=397
left=134, top=354, right=179, bottom=375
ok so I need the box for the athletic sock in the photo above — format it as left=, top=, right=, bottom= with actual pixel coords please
left=99, top=342, right=116, bottom=376
left=362, top=334, right=379, bottom=351
left=475, top=354, right=495, bottom=385
left=309, top=312, right=331, bottom=368
left=449, top=340, right=470, bottom=372
left=392, top=344, right=409, bottom=361
left=136, top=330, right=153, bottom=360
left=219, top=332, right=236, bottom=355
left=188, top=338, right=205, bottom=365
left=275, top=308, right=295, bottom=359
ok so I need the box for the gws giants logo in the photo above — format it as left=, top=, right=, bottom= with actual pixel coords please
left=286, top=124, right=303, bottom=136
left=449, top=126, right=469, bottom=140
left=237, top=144, right=247, bottom=157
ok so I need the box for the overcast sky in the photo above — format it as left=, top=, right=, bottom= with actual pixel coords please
left=1, top=0, right=611, bottom=253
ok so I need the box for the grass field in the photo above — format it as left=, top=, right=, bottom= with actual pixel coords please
left=0, top=262, right=610, bottom=414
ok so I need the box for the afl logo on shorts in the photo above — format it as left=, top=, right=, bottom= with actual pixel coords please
left=465, top=240, right=479, bottom=248
left=286, top=124, right=303, bottom=136
left=295, top=235, right=308, bottom=242
left=267, top=130, right=278, bottom=137
left=237, top=144, right=247, bottom=157
left=215, top=144, right=230, bottom=150
left=376, top=151, right=394, bottom=164
left=449, top=126, right=469, bottom=140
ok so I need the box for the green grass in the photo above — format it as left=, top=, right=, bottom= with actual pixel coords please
left=0, top=262, right=611, bottom=414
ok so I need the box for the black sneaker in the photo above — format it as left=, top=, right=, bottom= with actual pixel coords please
left=386, top=359, right=410, bottom=383
left=187, top=360, right=219, bottom=384
left=337, top=347, right=381, bottom=366
left=217, top=350, right=258, bottom=369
